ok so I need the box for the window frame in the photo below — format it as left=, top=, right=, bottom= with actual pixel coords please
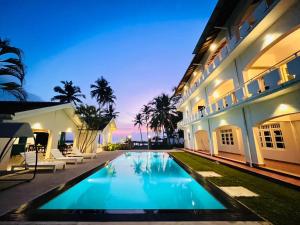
left=258, top=123, right=285, bottom=150
left=220, top=129, right=234, bottom=146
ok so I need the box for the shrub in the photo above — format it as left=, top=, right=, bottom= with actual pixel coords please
left=103, top=143, right=131, bottom=151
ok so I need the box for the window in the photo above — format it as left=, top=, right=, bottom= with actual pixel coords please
left=259, top=123, right=285, bottom=150
left=220, top=129, right=234, bottom=145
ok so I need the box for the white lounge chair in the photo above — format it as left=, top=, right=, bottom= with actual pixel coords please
left=11, top=151, right=66, bottom=173
left=70, top=147, right=97, bottom=159
left=51, top=149, right=83, bottom=164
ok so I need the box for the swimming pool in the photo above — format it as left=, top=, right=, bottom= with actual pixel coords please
left=2, top=152, right=262, bottom=222
left=41, top=152, right=224, bottom=210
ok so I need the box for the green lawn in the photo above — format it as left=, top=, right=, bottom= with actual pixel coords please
left=170, top=152, right=300, bottom=225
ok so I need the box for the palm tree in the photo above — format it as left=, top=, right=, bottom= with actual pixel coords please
left=133, top=113, right=144, bottom=142
left=51, top=80, right=85, bottom=105
left=104, top=104, right=119, bottom=119
left=75, top=104, right=108, bottom=152
left=0, top=38, right=26, bottom=101
left=90, top=76, right=116, bottom=112
left=149, top=93, right=178, bottom=143
left=141, top=104, right=151, bottom=139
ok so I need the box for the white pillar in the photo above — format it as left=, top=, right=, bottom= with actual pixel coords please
left=45, top=131, right=59, bottom=159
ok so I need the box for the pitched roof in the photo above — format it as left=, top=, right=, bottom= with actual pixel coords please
left=176, top=0, right=239, bottom=94
left=0, top=101, right=64, bottom=115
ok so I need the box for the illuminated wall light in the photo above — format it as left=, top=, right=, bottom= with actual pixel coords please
left=32, top=122, right=42, bottom=129
left=264, top=34, right=275, bottom=46
left=215, top=79, right=222, bottom=86
left=210, top=43, right=217, bottom=51
left=262, top=33, right=281, bottom=48
left=278, top=104, right=289, bottom=111
left=274, top=103, right=295, bottom=115
left=213, top=91, right=219, bottom=99
left=66, top=127, right=72, bottom=132
left=220, top=119, right=227, bottom=126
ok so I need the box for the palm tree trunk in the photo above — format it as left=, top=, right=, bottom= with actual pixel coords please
left=146, top=125, right=149, bottom=137
left=139, top=126, right=143, bottom=142
left=146, top=123, right=149, bottom=150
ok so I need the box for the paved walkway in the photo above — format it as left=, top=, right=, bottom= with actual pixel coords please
left=0, top=150, right=122, bottom=216
left=183, top=149, right=300, bottom=188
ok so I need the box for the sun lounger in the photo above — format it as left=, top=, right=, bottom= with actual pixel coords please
left=70, top=147, right=97, bottom=159
left=11, top=151, right=66, bottom=173
left=51, top=149, right=83, bottom=164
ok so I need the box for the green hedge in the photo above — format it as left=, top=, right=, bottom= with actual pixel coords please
left=103, top=143, right=131, bottom=151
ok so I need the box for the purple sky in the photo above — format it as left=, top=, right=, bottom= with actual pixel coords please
left=0, top=0, right=217, bottom=141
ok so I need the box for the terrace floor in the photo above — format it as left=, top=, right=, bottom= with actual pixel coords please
left=192, top=149, right=300, bottom=178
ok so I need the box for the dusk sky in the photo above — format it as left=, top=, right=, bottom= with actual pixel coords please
left=0, top=0, right=217, bottom=141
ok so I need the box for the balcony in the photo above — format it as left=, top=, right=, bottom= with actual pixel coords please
left=177, top=0, right=274, bottom=109
left=177, top=45, right=230, bottom=107
left=228, top=0, right=273, bottom=51
left=178, top=51, right=300, bottom=128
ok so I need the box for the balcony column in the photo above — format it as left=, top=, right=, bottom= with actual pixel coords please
left=73, top=129, right=80, bottom=149
left=190, top=124, right=196, bottom=150
left=45, top=130, right=59, bottom=159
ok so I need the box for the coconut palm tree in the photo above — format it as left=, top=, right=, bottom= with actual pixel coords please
left=133, top=113, right=143, bottom=142
left=149, top=93, right=178, bottom=143
left=104, top=104, right=119, bottom=119
left=51, top=80, right=85, bottom=105
left=0, top=38, right=26, bottom=101
left=75, top=104, right=107, bottom=152
left=90, top=76, right=116, bottom=112
left=141, top=104, right=151, bottom=139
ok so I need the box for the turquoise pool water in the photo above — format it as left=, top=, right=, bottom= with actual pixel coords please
left=40, top=152, right=225, bottom=210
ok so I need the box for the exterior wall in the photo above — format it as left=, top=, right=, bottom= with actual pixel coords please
left=178, top=0, right=300, bottom=168
left=13, top=109, right=79, bottom=159
left=184, top=125, right=196, bottom=150
left=258, top=121, right=300, bottom=164
left=246, top=89, right=300, bottom=164
left=195, top=130, right=210, bottom=151
left=215, top=125, right=244, bottom=155
left=193, top=120, right=211, bottom=152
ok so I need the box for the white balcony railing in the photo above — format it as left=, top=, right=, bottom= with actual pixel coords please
left=178, top=51, right=300, bottom=128
left=177, top=0, right=273, bottom=108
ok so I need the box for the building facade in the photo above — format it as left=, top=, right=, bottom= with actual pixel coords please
left=176, top=0, right=300, bottom=175
left=0, top=101, right=117, bottom=171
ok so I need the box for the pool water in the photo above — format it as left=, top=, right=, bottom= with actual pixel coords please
left=40, top=152, right=225, bottom=210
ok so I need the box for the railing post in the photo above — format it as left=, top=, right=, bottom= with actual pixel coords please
left=231, top=92, right=237, bottom=104
left=242, top=86, right=249, bottom=99
left=257, top=77, right=266, bottom=93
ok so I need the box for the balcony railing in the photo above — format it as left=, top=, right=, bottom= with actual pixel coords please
left=178, top=50, right=300, bottom=128
left=177, top=0, right=273, bottom=108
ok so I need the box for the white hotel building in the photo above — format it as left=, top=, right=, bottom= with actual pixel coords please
left=176, top=0, right=300, bottom=175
